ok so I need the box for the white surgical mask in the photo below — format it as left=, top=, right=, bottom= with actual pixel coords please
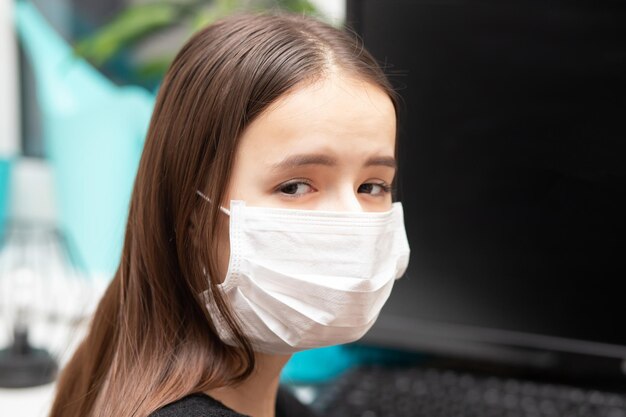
left=197, top=191, right=410, bottom=355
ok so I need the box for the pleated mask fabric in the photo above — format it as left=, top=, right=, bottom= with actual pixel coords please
left=200, top=198, right=411, bottom=355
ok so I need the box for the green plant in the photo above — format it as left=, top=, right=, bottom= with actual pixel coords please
left=75, top=0, right=319, bottom=87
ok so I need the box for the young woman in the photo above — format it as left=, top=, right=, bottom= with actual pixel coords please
left=49, top=11, right=410, bottom=417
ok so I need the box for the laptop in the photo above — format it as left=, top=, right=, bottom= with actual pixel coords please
left=310, top=1, right=626, bottom=416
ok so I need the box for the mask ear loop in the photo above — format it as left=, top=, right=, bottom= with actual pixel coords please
left=196, top=190, right=231, bottom=216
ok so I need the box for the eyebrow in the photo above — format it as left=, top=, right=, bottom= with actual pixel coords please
left=271, top=153, right=397, bottom=171
left=364, top=156, right=397, bottom=169
left=271, top=154, right=336, bottom=170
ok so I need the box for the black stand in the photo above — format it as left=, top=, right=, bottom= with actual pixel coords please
left=0, top=326, right=57, bottom=388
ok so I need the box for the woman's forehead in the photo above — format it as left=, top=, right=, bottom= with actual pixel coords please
left=236, top=74, right=396, bottom=161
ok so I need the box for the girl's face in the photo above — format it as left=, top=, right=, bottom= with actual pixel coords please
left=226, top=74, right=397, bottom=211
left=216, top=74, right=397, bottom=280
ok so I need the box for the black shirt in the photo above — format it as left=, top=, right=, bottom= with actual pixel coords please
left=150, top=387, right=318, bottom=417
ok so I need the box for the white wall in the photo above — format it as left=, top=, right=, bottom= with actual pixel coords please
left=0, top=0, right=20, bottom=157
left=311, top=0, right=346, bottom=24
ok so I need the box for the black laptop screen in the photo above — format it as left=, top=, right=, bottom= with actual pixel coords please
left=348, top=0, right=626, bottom=358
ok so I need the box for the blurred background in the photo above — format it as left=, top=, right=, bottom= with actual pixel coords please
left=0, top=1, right=346, bottom=415
left=2, top=1, right=625, bottom=416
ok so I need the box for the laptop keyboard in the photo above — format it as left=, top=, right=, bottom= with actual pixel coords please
left=313, top=365, right=626, bottom=417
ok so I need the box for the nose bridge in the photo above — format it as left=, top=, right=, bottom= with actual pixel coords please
left=334, top=183, right=363, bottom=212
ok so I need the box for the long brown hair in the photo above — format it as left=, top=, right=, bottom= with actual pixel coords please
left=50, top=12, right=398, bottom=417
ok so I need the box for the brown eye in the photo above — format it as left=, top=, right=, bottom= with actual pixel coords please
left=358, top=183, right=390, bottom=196
left=279, top=182, right=313, bottom=196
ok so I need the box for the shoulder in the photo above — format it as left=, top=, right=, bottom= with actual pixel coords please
left=149, top=394, right=248, bottom=417
left=148, top=387, right=317, bottom=417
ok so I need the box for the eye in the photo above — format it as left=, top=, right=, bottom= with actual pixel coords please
left=358, top=182, right=391, bottom=196
left=277, top=180, right=314, bottom=197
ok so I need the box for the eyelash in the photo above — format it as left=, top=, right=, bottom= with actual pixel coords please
left=361, top=182, right=392, bottom=194
left=275, top=179, right=392, bottom=198
left=275, top=179, right=314, bottom=198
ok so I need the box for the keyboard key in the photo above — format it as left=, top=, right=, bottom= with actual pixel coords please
left=314, top=365, right=626, bottom=417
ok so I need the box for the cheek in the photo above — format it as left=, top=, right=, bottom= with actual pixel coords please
left=223, top=172, right=276, bottom=207
left=221, top=159, right=266, bottom=206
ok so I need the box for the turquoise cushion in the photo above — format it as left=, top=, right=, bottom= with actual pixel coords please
left=0, top=157, right=13, bottom=239
left=14, top=1, right=154, bottom=276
